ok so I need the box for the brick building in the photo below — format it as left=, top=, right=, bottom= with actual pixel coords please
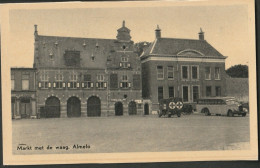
left=141, top=26, right=227, bottom=112
left=32, top=21, right=142, bottom=118
left=11, top=68, right=37, bottom=119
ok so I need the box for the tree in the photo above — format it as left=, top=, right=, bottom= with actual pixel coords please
left=226, top=64, right=248, bottom=78
left=134, top=41, right=152, bottom=56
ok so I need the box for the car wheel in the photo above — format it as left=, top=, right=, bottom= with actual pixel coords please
left=204, top=108, right=210, bottom=116
left=177, top=113, right=181, bottom=117
left=168, top=114, right=171, bottom=118
left=228, top=110, right=233, bottom=117
left=242, top=113, right=246, bottom=117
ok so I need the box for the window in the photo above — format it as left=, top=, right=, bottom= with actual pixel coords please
left=110, top=74, right=118, bottom=89
left=192, top=66, right=199, bottom=79
left=157, top=66, right=164, bottom=79
left=82, top=74, right=92, bottom=89
left=133, top=74, right=141, bottom=89
left=182, top=66, right=188, bottom=79
left=169, top=86, right=174, bottom=98
left=215, top=67, right=220, bottom=80
left=167, top=66, right=174, bottom=79
left=182, top=86, right=189, bottom=102
left=205, top=67, right=211, bottom=80
left=206, top=86, right=212, bottom=97
left=39, top=72, right=49, bottom=89
left=69, top=73, right=78, bottom=88
left=120, top=57, right=130, bottom=68
left=96, top=74, right=106, bottom=89
left=11, top=74, right=14, bottom=90
left=192, top=86, right=199, bottom=102
left=216, top=86, right=221, bottom=96
left=22, top=74, right=29, bottom=90
left=158, top=87, right=164, bottom=101
left=54, top=73, right=63, bottom=89
left=120, top=75, right=130, bottom=89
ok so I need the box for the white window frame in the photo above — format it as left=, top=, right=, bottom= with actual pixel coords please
left=191, top=65, right=199, bottom=80
left=181, top=65, right=189, bottom=80
left=192, top=85, right=200, bottom=103
left=182, top=85, right=190, bottom=103
left=205, top=67, right=211, bottom=80
left=157, top=66, right=164, bottom=80
left=167, top=66, right=174, bottom=80
left=215, top=67, right=221, bottom=80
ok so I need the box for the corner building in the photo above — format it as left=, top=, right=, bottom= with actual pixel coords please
left=33, top=21, right=142, bottom=118
left=141, top=26, right=227, bottom=112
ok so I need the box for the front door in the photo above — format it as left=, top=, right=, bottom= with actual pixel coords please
left=67, top=97, right=81, bottom=117
left=115, top=102, right=123, bottom=116
left=87, top=96, right=101, bottom=117
left=128, top=101, right=137, bottom=115
left=144, top=103, right=149, bottom=115
left=45, top=96, right=61, bottom=118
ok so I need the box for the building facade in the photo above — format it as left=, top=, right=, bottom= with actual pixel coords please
left=141, top=26, right=227, bottom=112
left=32, top=21, right=143, bottom=118
left=11, top=68, right=37, bottom=119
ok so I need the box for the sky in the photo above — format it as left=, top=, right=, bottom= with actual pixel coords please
left=6, top=2, right=250, bottom=69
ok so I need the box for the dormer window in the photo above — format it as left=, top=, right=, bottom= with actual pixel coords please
left=122, top=45, right=126, bottom=50
left=49, top=51, right=54, bottom=60
left=91, top=53, right=95, bottom=61
left=96, top=42, right=99, bottom=48
left=83, top=40, right=86, bottom=48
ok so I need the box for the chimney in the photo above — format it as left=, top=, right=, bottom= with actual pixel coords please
left=34, top=24, right=38, bottom=36
left=155, top=25, right=161, bottom=39
left=199, top=28, right=204, bottom=40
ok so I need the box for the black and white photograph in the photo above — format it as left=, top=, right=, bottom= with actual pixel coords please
left=1, top=0, right=258, bottom=165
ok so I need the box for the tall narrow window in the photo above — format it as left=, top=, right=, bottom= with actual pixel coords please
left=215, top=67, right=220, bottom=80
left=82, top=74, right=92, bottom=88
left=192, top=86, right=199, bottom=102
left=96, top=74, right=106, bottom=89
left=167, top=66, right=174, bottom=79
left=121, top=75, right=129, bottom=88
left=216, top=86, right=221, bottom=96
left=182, top=66, right=188, bottom=79
left=205, top=67, right=211, bottom=80
left=157, top=66, right=164, bottom=80
left=158, top=86, right=164, bottom=101
left=206, top=86, right=212, bottom=97
left=182, top=86, right=189, bottom=102
left=169, top=86, right=174, bottom=98
left=110, top=74, right=118, bottom=89
left=69, top=73, right=78, bottom=88
left=55, top=72, right=63, bottom=89
left=22, top=74, right=29, bottom=90
left=120, top=57, right=130, bottom=68
left=11, top=74, right=15, bottom=90
left=40, top=72, right=49, bottom=89
left=192, top=66, right=199, bottom=79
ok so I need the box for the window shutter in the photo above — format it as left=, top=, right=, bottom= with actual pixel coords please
left=128, top=82, right=131, bottom=88
left=91, top=82, right=94, bottom=88
left=82, top=83, right=84, bottom=88
left=68, top=82, right=71, bottom=88
left=48, top=82, right=52, bottom=88
left=104, top=82, right=107, bottom=88
left=96, top=82, right=99, bottom=88
left=127, top=63, right=131, bottom=68
left=53, top=82, right=56, bottom=88
left=119, top=63, right=122, bottom=67
left=62, top=82, right=66, bottom=88
left=120, top=82, right=123, bottom=88
left=38, top=82, right=42, bottom=88
left=77, top=82, right=80, bottom=88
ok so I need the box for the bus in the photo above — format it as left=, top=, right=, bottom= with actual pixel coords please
left=195, top=97, right=247, bottom=117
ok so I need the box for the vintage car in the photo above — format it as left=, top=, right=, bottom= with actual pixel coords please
left=158, top=97, right=183, bottom=117
left=196, top=97, right=247, bottom=117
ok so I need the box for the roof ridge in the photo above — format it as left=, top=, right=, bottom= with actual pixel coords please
left=38, top=35, right=116, bottom=41
left=159, top=37, right=205, bottom=41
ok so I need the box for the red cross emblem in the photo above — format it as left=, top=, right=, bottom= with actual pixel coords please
left=176, top=101, right=183, bottom=109
left=169, top=102, right=176, bottom=109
